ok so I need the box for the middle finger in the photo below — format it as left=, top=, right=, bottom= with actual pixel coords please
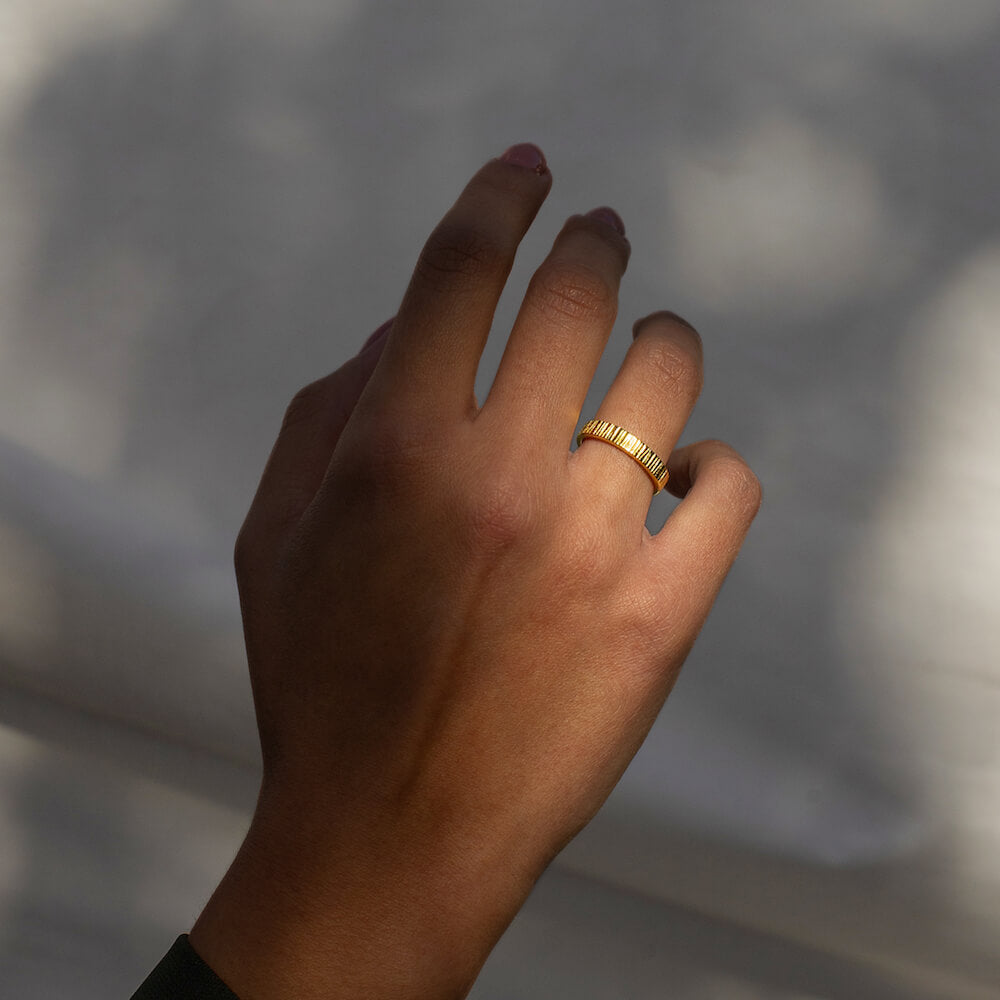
left=478, top=208, right=631, bottom=455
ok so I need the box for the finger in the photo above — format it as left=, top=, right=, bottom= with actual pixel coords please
left=478, top=207, right=630, bottom=462
left=364, top=144, right=552, bottom=426
left=239, top=319, right=395, bottom=555
left=571, top=311, right=704, bottom=527
left=637, top=438, right=762, bottom=647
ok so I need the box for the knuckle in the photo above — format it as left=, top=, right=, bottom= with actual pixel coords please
left=532, top=259, right=617, bottom=327
left=640, top=337, right=703, bottom=397
left=336, top=412, right=433, bottom=494
left=461, top=472, right=536, bottom=551
left=618, top=578, right=664, bottom=638
left=553, top=518, right=617, bottom=588
left=415, top=221, right=506, bottom=291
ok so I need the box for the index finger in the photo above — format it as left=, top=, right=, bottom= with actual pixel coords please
left=364, top=145, right=552, bottom=425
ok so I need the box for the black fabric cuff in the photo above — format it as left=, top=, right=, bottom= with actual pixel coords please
left=130, top=934, right=241, bottom=1000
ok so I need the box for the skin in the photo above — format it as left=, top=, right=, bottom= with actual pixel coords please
left=188, top=145, right=762, bottom=1000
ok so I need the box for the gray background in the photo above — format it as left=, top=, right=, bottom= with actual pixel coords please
left=1, top=1, right=999, bottom=996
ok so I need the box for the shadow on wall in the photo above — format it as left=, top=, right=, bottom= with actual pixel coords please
left=1, top=0, right=1000, bottom=992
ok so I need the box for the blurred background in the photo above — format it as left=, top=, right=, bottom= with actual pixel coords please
left=1, top=1, right=999, bottom=996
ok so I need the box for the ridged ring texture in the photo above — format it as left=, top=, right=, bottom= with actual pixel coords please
left=576, top=419, right=669, bottom=494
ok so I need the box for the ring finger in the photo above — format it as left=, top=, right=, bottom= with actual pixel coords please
left=571, top=310, right=705, bottom=526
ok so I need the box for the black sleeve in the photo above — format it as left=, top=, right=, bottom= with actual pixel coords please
left=130, top=934, right=241, bottom=1000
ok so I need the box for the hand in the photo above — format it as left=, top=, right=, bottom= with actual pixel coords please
left=189, top=143, right=762, bottom=1000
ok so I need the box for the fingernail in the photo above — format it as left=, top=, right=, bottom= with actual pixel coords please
left=500, top=143, right=548, bottom=174
left=633, top=310, right=699, bottom=339
left=586, top=206, right=626, bottom=236
left=361, top=317, right=394, bottom=352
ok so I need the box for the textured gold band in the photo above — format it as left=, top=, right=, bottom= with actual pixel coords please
left=576, top=419, right=669, bottom=494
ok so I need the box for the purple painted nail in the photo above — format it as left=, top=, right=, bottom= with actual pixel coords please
left=632, top=310, right=699, bottom=339
left=586, top=206, right=626, bottom=236
left=500, top=143, right=548, bottom=174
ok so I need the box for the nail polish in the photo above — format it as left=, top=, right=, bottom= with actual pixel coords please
left=500, top=143, right=548, bottom=174
left=586, top=206, right=626, bottom=236
left=632, top=310, right=699, bottom=339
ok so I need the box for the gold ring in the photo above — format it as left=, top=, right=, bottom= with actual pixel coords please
left=576, top=419, right=669, bottom=494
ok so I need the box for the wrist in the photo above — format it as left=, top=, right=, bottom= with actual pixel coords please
left=189, top=781, right=542, bottom=1000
